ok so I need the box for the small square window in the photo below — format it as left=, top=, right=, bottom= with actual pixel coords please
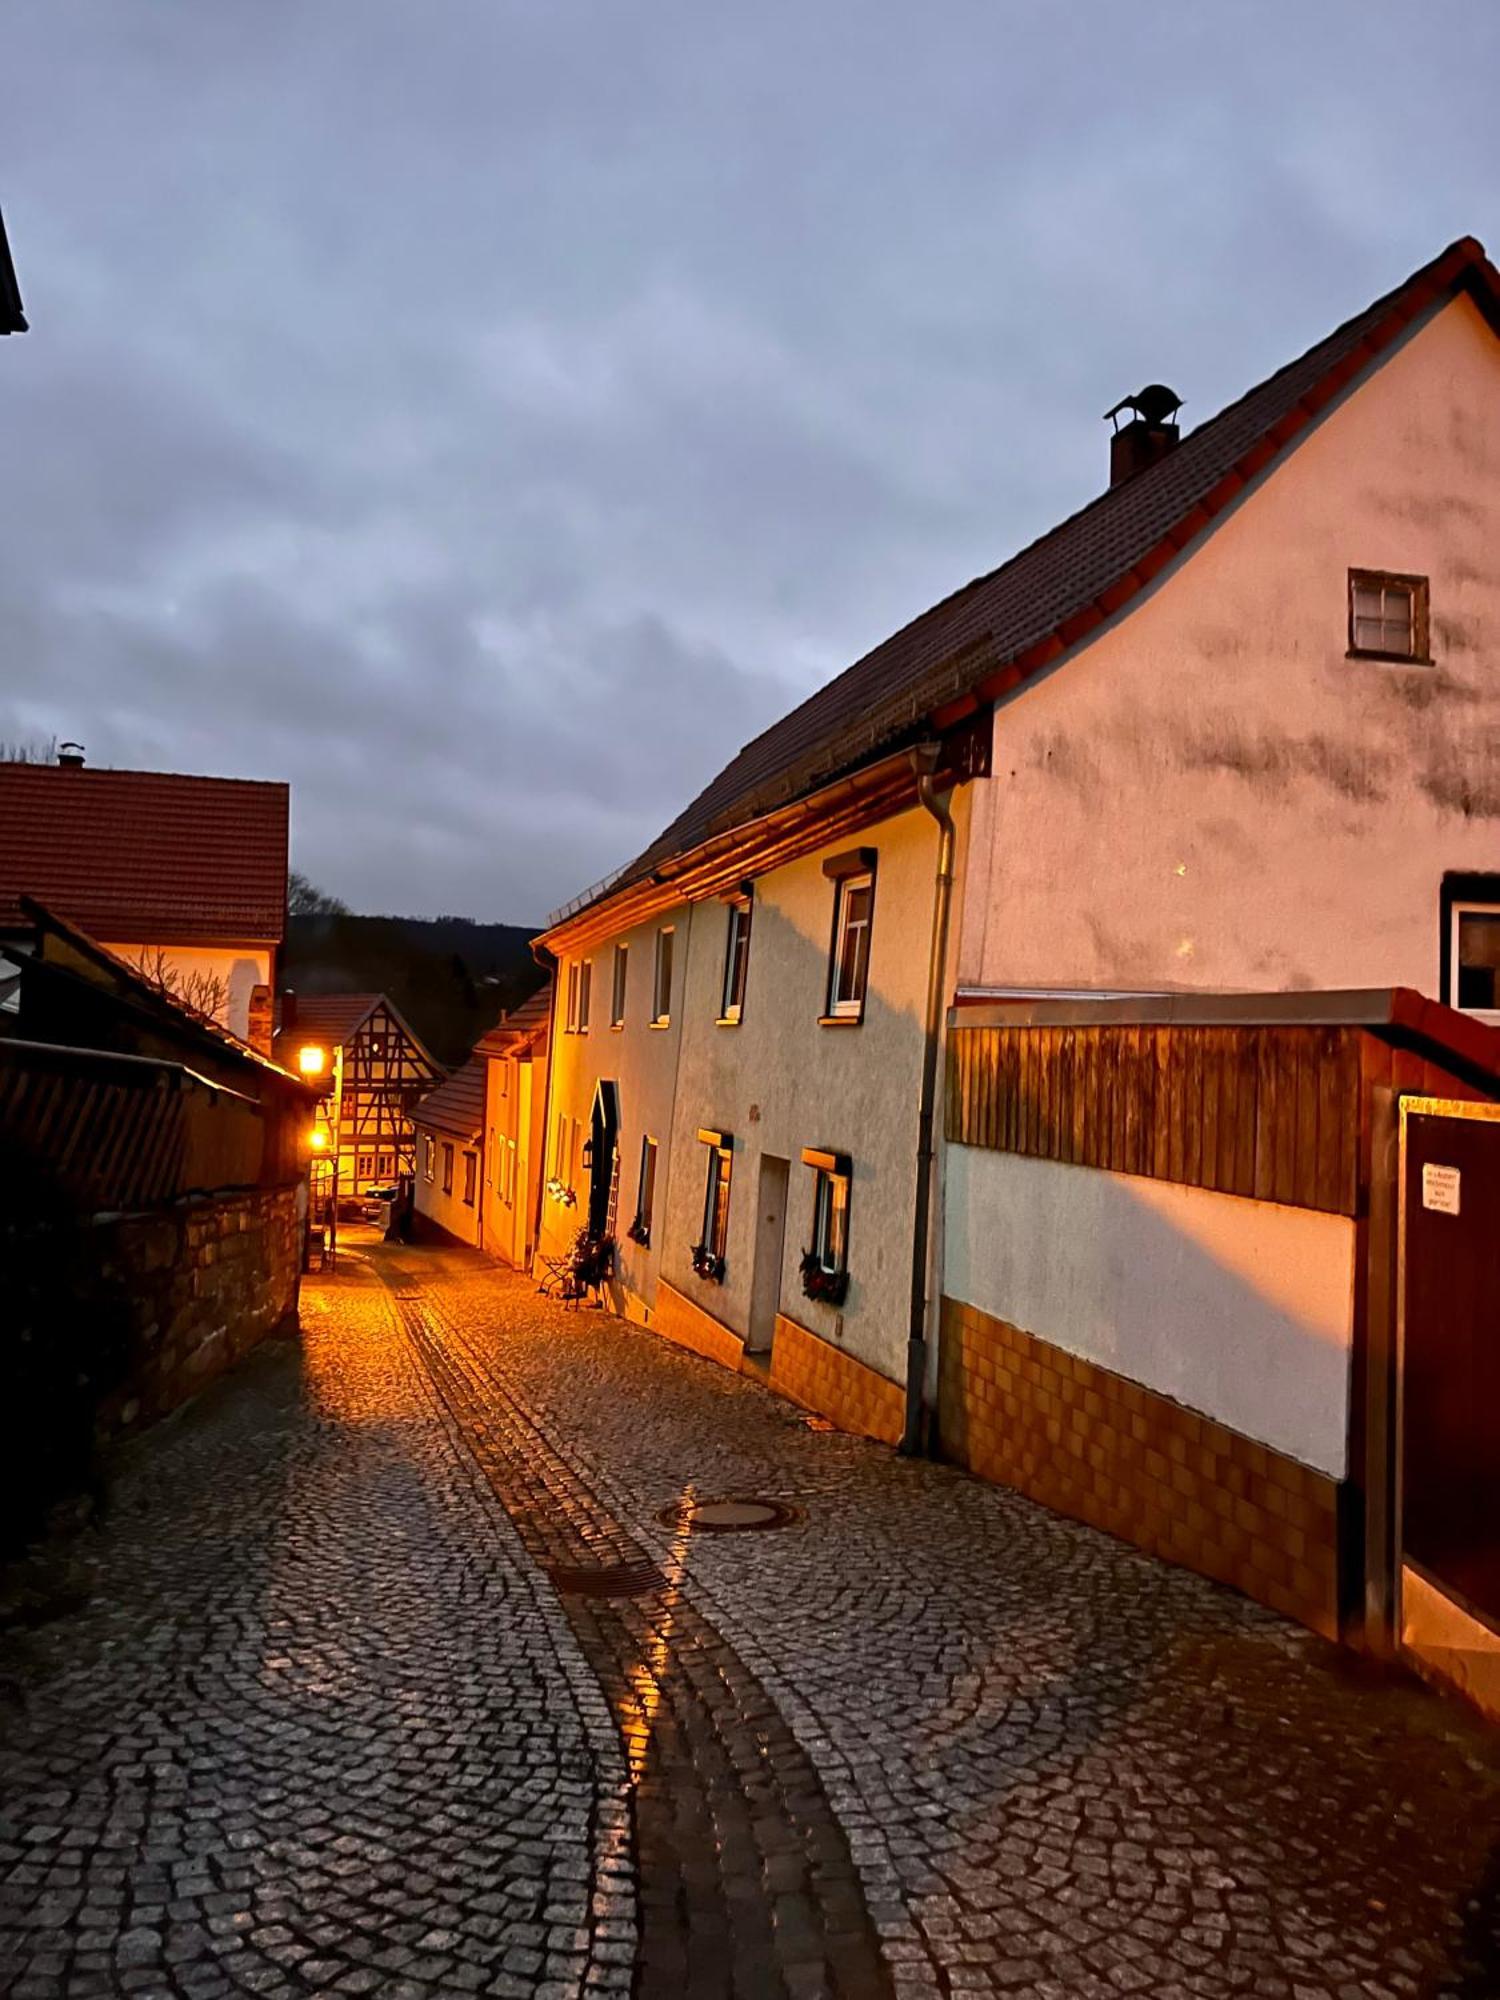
left=1349, top=569, right=1428, bottom=662
left=828, top=873, right=874, bottom=1019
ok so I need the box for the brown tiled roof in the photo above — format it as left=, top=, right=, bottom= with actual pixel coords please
left=413, top=1059, right=486, bottom=1141
left=275, top=993, right=381, bottom=1049
left=474, top=981, right=552, bottom=1057
left=585, top=236, right=1498, bottom=918
left=0, top=763, right=288, bottom=943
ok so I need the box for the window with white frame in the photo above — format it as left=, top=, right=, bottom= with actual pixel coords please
left=808, top=1156, right=849, bottom=1273
left=577, top=957, right=591, bottom=1032
left=695, top=1129, right=732, bottom=1278
left=720, top=892, right=752, bottom=1023
left=652, top=927, right=674, bottom=1025
left=565, top=962, right=579, bottom=1032
left=611, top=943, right=629, bottom=1027
left=1451, top=900, right=1500, bottom=1018
left=825, top=858, right=875, bottom=1020
left=423, top=1135, right=436, bottom=1182
left=1349, top=569, right=1428, bottom=662
left=485, top=1127, right=495, bottom=1187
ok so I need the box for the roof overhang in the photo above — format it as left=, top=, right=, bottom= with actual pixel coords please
left=949, top=985, right=1500, bottom=1093
left=540, top=729, right=985, bottom=955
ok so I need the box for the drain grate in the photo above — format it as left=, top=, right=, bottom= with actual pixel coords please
left=543, top=1558, right=670, bottom=1599
left=657, top=1496, right=803, bottom=1534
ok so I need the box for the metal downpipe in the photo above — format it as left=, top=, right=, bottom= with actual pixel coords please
left=901, top=747, right=956, bottom=1457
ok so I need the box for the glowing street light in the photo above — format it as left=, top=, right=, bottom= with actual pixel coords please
left=310, top=1125, right=331, bottom=1152
left=298, top=1043, right=327, bottom=1077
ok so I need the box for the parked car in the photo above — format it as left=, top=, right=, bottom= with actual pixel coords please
left=361, top=1181, right=400, bottom=1224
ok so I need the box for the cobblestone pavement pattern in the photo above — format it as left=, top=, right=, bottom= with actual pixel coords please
left=3, top=1238, right=1500, bottom=2000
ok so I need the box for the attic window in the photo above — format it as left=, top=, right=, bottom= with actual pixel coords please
left=1349, top=570, right=1428, bottom=663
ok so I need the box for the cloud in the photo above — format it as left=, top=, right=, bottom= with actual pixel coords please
left=2, top=0, right=1497, bottom=917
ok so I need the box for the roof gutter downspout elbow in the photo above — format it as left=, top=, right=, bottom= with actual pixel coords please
left=902, top=745, right=956, bottom=1457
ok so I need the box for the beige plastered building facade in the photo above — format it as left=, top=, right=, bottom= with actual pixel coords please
left=536, top=240, right=1500, bottom=1684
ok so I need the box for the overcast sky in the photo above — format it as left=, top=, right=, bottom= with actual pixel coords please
left=3, top=3, right=1497, bottom=922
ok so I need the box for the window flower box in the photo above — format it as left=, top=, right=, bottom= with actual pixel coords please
left=799, top=1252, right=848, bottom=1307
left=690, top=1241, right=726, bottom=1284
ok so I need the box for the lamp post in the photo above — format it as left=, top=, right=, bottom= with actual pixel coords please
left=299, top=1042, right=342, bottom=1267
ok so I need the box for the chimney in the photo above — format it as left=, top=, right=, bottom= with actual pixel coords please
left=1104, top=384, right=1182, bottom=487
left=57, top=741, right=85, bottom=768
left=280, top=989, right=298, bottom=1035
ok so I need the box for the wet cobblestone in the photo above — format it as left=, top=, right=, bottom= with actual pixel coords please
left=4, top=1236, right=1500, bottom=1998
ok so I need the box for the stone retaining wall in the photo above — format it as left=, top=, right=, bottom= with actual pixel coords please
left=96, top=1184, right=302, bottom=1434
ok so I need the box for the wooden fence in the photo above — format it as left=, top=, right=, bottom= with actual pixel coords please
left=945, top=1023, right=1361, bottom=1217
left=0, top=1039, right=273, bottom=1212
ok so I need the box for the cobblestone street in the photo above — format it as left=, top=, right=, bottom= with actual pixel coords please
left=4, top=1238, right=1500, bottom=1999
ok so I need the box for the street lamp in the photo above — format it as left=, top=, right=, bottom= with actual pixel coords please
left=298, top=1043, right=327, bottom=1077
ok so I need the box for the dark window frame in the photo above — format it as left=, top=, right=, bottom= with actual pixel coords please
left=611, top=942, right=629, bottom=1028
left=651, top=926, right=675, bottom=1026
left=442, top=1142, right=455, bottom=1195
left=1440, top=871, right=1500, bottom=1015
left=1348, top=568, right=1430, bottom=664
left=462, top=1151, right=477, bottom=1207
left=719, top=890, right=753, bottom=1024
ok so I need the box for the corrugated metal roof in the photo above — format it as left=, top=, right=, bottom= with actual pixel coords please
left=0, top=763, right=288, bottom=942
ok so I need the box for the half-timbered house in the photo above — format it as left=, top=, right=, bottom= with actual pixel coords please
left=275, top=993, right=441, bottom=1199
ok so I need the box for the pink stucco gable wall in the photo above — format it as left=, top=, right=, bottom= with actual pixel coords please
left=959, top=292, right=1500, bottom=997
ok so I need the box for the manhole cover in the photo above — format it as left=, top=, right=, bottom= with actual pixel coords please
left=544, top=1558, right=669, bottom=1599
left=656, top=1496, right=803, bottom=1534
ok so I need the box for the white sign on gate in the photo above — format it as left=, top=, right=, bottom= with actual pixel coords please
left=1421, top=1163, right=1462, bottom=1215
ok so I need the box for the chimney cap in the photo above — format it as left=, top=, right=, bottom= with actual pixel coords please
left=57, top=742, right=85, bottom=767
left=1104, top=383, right=1183, bottom=431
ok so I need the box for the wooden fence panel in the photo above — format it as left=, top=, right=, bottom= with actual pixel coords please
left=946, top=1022, right=1362, bottom=1216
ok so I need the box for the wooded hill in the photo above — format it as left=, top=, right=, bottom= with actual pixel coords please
left=283, top=913, right=544, bottom=1069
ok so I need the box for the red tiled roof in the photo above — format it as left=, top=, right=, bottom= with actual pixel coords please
left=413, top=1059, right=486, bottom=1141
left=0, top=764, right=289, bottom=944
left=575, top=236, right=1500, bottom=921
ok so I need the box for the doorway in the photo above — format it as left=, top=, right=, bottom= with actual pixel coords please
left=588, top=1081, right=620, bottom=1240
left=747, top=1154, right=790, bottom=1355
left=1398, top=1096, right=1500, bottom=1713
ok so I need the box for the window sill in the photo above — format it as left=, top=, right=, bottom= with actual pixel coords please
left=1347, top=648, right=1431, bottom=666
left=817, top=1013, right=864, bottom=1029
left=715, top=1015, right=742, bottom=1029
left=609, top=1022, right=625, bottom=1032
left=648, top=1019, right=672, bottom=1031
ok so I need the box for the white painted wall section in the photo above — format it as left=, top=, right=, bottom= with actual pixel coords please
left=945, top=1147, right=1357, bottom=1476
